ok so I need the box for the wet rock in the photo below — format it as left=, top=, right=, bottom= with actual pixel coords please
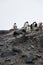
left=25, top=55, right=34, bottom=63
left=12, top=47, right=22, bottom=53
left=21, top=53, right=34, bottom=63
left=11, top=51, right=16, bottom=55
left=21, top=55, right=27, bottom=58
left=1, top=51, right=12, bottom=57
left=13, top=30, right=24, bottom=36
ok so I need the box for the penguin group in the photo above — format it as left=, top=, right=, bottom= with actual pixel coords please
left=13, top=21, right=42, bottom=34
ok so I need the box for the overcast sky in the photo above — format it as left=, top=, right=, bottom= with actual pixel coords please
left=0, top=0, right=43, bottom=30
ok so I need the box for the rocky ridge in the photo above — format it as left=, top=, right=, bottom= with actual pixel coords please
left=0, top=29, right=43, bottom=65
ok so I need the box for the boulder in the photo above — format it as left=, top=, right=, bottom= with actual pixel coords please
left=25, top=54, right=34, bottom=63
left=12, top=47, right=22, bottom=53
left=21, top=53, right=35, bottom=63
left=1, top=51, right=12, bottom=57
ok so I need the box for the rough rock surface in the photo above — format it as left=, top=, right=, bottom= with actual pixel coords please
left=0, top=30, right=43, bottom=65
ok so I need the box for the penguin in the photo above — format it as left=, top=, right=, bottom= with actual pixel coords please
left=24, top=21, right=31, bottom=33
left=13, top=23, right=17, bottom=29
left=33, top=22, right=37, bottom=27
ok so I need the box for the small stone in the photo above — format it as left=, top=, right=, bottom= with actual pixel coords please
left=26, top=47, right=31, bottom=51
left=31, top=45, right=34, bottom=49
left=35, top=54, right=42, bottom=58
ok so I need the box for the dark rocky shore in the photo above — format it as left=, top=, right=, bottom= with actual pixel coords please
left=0, top=28, right=43, bottom=65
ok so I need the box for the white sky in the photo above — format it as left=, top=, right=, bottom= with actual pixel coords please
left=0, top=0, right=43, bottom=30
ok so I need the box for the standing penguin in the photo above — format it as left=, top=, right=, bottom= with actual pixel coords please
left=13, top=23, right=17, bottom=30
left=24, top=21, right=31, bottom=33
left=32, top=22, right=38, bottom=31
